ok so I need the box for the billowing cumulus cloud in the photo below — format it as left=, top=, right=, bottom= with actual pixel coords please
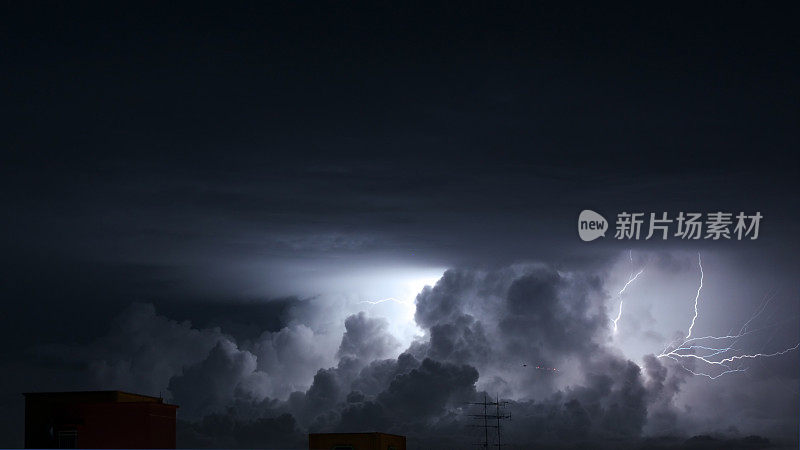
left=410, top=265, right=613, bottom=401
left=168, top=340, right=269, bottom=418
left=337, top=312, right=400, bottom=365
left=79, top=302, right=230, bottom=396
left=17, top=261, right=792, bottom=448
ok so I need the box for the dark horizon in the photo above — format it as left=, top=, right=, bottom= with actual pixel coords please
left=3, top=3, right=799, bottom=449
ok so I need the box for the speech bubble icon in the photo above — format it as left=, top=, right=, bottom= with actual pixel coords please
left=578, top=209, right=608, bottom=241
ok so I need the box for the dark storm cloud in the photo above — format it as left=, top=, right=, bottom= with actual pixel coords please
left=25, top=303, right=335, bottom=414
left=401, top=265, right=686, bottom=445
left=408, top=265, right=617, bottom=401
left=157, top=298, right=302, bottom=341
left=306, top=263, right=700, bottom=446
left=178, top=412, right=305, bottom=449
left=349, top=353, right=420, bottom=397
left=337, top=312, right=400, bottom=365
left=169, top=340, right=268, bottom=418
left=8, top=258, right=797, bottom=448
left=426, top=314, right=491, bottom=364
left=376, top=358, right=479, bottom=423
left=414, top=270, right=481, bottom=329
left=76, top=303, right=229, bottom=396
left=197, top=266, right=665, bottom=443
left=642, top=354, right=690, bottom=436
left=501, top=357, right=650, bottom=445
left=501, top=268, right=607, bottom=355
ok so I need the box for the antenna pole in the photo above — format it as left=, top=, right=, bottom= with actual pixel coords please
left=484, top=393, right=488, bottom=449
left=496, top=394, right=501, bottom=448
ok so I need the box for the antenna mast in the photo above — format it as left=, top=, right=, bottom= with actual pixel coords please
left=468, top=393, right=510, bottom=448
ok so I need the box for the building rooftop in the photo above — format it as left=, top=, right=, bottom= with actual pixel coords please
left=309, top=432, right=406, bottom=438
left=23, top=390, right=177, bottom=406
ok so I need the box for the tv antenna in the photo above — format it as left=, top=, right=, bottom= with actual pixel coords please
left=467, top=393, right=510, bottom=448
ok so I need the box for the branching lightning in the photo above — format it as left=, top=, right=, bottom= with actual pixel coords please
left=657, top=253, right=800, bottom=379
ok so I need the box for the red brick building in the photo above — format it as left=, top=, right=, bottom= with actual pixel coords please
left=24, top=391, right=178, bottom=449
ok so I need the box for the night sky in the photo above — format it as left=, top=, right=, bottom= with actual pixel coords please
left=3, top=3, right=799, bottom=449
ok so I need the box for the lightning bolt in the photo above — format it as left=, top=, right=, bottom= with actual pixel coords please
left=359, top=297, right=412, bottom=306
left=611, top=251, right=645, bottom=334
left=685, top=253, right=703, bottom=339
left=657, top=254, right=799, bottom=379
